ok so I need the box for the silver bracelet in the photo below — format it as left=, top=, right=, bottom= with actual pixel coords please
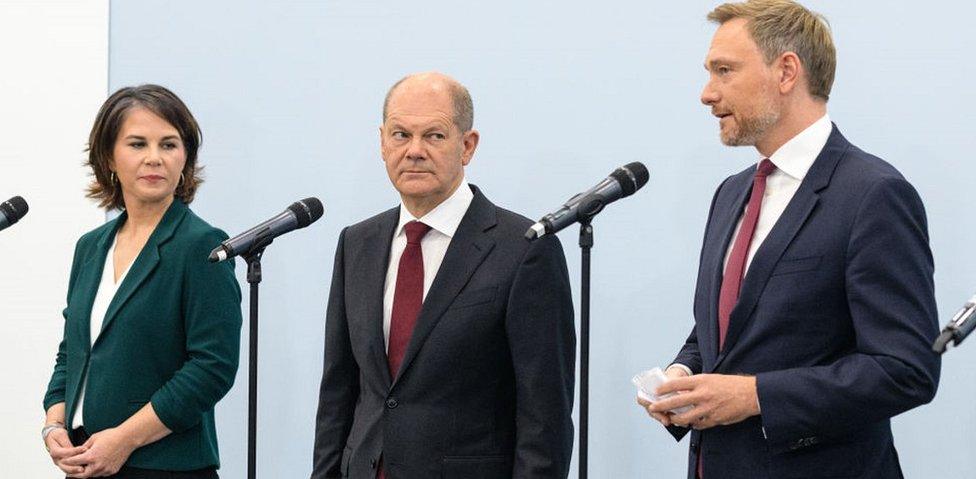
left=41, top=423, right=66, bottom=449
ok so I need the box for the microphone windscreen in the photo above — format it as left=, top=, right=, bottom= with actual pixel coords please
left=625, top=162, right=649, bottom=190
left=289, top=197, right=324, bottom=228
left=611, top=162, right=649, bottom=197
left=1, top=196, right=29, bottom=223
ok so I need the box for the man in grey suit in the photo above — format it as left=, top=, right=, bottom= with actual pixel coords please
left=312, top=72, right=576, bottom=479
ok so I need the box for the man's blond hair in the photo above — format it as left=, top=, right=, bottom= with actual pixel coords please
left=708, top=0, right=836, bottom=101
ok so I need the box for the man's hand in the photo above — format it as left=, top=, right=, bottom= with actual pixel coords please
left=648, top=374, right=760, bottom=430
left=636, top=366, right=689, bottom=427
left=61, top=427, right=137, bottom=478
left=44, top=427, right=87, bottom=477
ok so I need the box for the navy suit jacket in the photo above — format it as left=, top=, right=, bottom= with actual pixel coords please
left=670, top=125, right=940, bottom=479
left=312, top=185, right=576, bottom=479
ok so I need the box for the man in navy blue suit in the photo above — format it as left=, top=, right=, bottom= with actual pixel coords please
left=638, top=1, right=941, bottom=478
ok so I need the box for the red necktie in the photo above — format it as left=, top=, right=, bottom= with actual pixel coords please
left=717, top=159, right=777, bottom=351
left=380, top=221, right=431, bottom=479
left=387, top=220, right=432, bottom=379
left=699, top=159, right=775, bottom=479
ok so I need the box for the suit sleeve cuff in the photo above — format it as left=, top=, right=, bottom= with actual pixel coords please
left=150, top=393, right=197, bottom=433
left=43, top=394, right=65, bottom=413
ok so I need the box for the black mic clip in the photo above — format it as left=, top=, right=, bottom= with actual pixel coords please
left=242, top=227, right=276, bottom=260
left=575, top=193, right=608, bottom=224
left=242, top=227, right=276, bottom=285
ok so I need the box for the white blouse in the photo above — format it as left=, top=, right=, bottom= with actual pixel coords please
left=71, top=233, right=132, bottom=429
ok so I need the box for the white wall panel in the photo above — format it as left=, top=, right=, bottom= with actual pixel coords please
left=0, top=1, right=108, bottom=476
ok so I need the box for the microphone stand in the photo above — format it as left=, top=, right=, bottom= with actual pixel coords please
left=241, top=229, right=275, bottom=479
left=575, top=194, right=605, bottom=479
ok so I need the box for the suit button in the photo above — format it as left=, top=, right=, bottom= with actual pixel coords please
left=386, top=398, right=398, bottom=409
left=370, top=459, right=377, bottom=469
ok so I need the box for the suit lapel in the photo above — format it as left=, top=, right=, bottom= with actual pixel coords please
left=713, top=191, right=819, bottom=368
left=356, top=208, right=399, bottom=388
left=75, top=220, right=123, bottom=351
left=713, top=125, right=849, bottom=369
left=703, top=173, right=752, bottom=364
left=391, top=186, right=496, bottom=389
left=94, top=200, right=187, bottom=347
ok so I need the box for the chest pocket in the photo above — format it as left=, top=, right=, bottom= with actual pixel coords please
left=771, top=255, right=821, bottom=276
left=447, top=286, right=497, bottom=311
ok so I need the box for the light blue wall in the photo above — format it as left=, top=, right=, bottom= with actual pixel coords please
left=109, top=1, right=976, bottom=477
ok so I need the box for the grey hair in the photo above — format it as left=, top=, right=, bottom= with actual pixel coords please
left=382, top=74, right=474, bottom=132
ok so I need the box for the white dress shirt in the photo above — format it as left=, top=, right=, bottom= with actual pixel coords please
left=722, top=114, right=833, bottom=275
left=71, top=233, right=132, bottom=429
left=382, top=179, right=474, bottom=351
left=668, top=114, right=832, bottom=381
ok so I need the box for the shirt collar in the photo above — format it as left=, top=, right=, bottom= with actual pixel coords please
left=765, top=114, right=832, bottom=181
left=395, top=178, right=474, bottom=239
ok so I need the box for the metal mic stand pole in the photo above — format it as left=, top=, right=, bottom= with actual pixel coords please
left=578, top=218, right=593, bottom=479
left=575, top=194, right=604, bottom=479
left=241, top=231, right=274, bottom=479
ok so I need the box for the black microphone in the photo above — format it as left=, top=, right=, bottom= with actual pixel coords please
left=933, top=292, right=976, bottom=354
left=525, top=162, right=649, bottom=240
left=209, top=197, right=323, bottom=262
left=0, top=196, right=29, bottom=232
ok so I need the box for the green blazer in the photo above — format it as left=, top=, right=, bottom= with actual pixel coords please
left=44, top=200, right=242, bottom=471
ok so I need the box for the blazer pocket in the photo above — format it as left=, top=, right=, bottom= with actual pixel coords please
left=771, top=255, right=822, bottom=276
left=442, top=455, right=511, bottom=479
left=447, top=286, right=497, bottom=311
left=769, top=438, right=866, bottom=478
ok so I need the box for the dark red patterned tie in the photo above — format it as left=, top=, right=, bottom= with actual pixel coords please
left=387, top=220, right=432, bottom=379
left=699, top=159, right=776, bottom=479
left=717, top=159, right=777, bottom=351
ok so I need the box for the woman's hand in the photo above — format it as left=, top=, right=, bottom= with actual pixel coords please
left=44, top=403, right=87, bottom=476
left=44, top=426, right=87, bottom=476
left=60, top=427, right=137, bottom=478
left=59, top=402, right=171, bottom=477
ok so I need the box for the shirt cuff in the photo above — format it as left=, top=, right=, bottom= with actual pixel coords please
left=666, top=363, right=694, bottom=377
left=756, top=381, right=766, bottom=439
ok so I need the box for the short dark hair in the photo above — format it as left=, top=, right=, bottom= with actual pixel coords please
left=85, top=84, right=203, bottom=210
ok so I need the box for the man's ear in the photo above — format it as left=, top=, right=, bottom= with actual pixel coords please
left=378, top=126, right=385, bottom=161
left=461, top=129, right=480, bottom=166
left=778, top=51, right=802, bottom=95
